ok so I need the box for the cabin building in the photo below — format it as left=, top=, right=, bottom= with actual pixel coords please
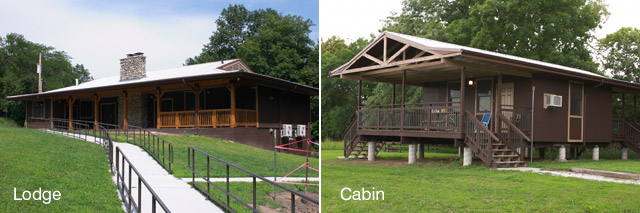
left=9, top=53, right=317, bottom=151
left=331, top=32, right=640, bottom=168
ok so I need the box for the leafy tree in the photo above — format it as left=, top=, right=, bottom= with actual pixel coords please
left=0, top=33, right=92, bottom=124
left=383, top=0, right=608, bottom=74
left=598, top=27, right=640, bottom=82
left=598, top=27, right=640, bottom=120
left=187, top=4, right=318, bottom=140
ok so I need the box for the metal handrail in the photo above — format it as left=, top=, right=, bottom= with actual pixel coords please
left=188, top=146, right=318, bottom=213
left=26, top=117, right=170, bottom=212
left=116, top=146, right=171, bottom=213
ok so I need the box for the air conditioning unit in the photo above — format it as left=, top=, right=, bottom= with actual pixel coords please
left=281, top=124, right=293, bottom=137
left=296, top=125, right=306, bottom=137
left=544, top=94, right=562, bottom=109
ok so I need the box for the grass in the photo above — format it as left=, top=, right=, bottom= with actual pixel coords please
left=321, top=149, right=640, bottom=212
left=193, top=181, right=318, bottom=212
left=159, top=134, right=319, bottom=178
left=0, top=117, right=17, bottom=128
left=0, top=127, right=123, bottom=212
left=530, top=147, right=640, bottom=174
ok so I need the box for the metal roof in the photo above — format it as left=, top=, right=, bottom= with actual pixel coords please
left=8, top=59, right=317, bottom=100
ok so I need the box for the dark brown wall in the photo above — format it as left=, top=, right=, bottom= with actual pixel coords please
left=257, top=85, right=310, bottom=128
left=422, top=82, right=446, bottom=103
left=532, top=75, right=569, bottom=142
left=503, top=75, right=532, bottom=108
left=584, top=85, right=613, bottom=142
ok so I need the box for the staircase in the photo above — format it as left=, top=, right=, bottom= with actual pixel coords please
left=464, top=110, right=527, bottom=168
left=622, top=121, right=640, bottom=155
left=346, top=140, right=385, bottom=159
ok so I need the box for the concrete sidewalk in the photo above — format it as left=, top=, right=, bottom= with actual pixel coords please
left=48, top=130, right=224, bottom=213
left=498, top=167, right=640, bottom=185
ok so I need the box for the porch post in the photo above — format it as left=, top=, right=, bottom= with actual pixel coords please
left=391, top=84, right=396, bottom=105
left=50, top=98, right=53, bottom=129
left=121, top=90, right=128, bottom=130
left=622, top=93, right=626, bottom=120
left=67, top=96, right=76, bottom=130
left=495, top=73, right=502, bottom=132
left=634, top=95, right=637, bottom=122
left=401, top=70, right=406, bottom=130
left=154, top=89, right=165, bottom=129
left=358, top=80, right=362, bottom=129
left=459, top=67, right=466, bottom=132
left=93, top=94, right=101, bottom=130
left=230, top=83, right=237, bottom=127
left=194, top=85, right=201, bottom=129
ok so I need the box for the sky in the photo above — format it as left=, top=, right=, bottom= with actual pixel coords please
left=0, top=0, right=319, bottom=79
left=320, top=0, right=640, bottom=42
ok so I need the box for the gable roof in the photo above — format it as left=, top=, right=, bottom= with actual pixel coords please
left=331, top=31, right=640, bottom=91
left=8, top=59, right=317, bottom=100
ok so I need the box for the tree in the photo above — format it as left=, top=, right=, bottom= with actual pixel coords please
left=187, top=4, right=318, bottom=140
left=0, top=33, right=91, bottom=124
left=383, top=0, right=608, bottom=74
left=598, top=27, right=640, bottom=82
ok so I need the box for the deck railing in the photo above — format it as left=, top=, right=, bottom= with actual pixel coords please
left=613, top=118, right=624, bottom=138
left=158, top=109, right=257, bottom=128
left=464, top=110, right=499, bottom=167
left=501, top=105, right=532, bottom=135
left=358, top=103, right=460, bottom=131
left=188, top=147, right=318, bottom=213
left=498, top=113, right=530, bottom=160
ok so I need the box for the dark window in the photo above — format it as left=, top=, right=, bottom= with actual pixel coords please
left=447, top=82, right=460, bottom=103
left=185, top=92, right=206, bottom=111
left=80, top=101, right=92, bottom=118
left=476, top=79, right=492, bottom=113
left=161, top=99, right=173, bottom=112
left=570, top=82, right=583, bottom=116
left=33, top=101, right=44, bottom=118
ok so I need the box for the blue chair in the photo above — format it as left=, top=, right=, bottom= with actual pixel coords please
left=481, top=113, right=491, bottom=127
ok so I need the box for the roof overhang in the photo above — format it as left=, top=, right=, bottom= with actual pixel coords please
left=7, top=71, right=317, bottom=101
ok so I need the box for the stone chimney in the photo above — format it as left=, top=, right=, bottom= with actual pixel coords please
left=120, top=52, right=146, bottom=80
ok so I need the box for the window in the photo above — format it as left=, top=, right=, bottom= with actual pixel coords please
left=476, top=79, right=492, bottom=113
left=161, top=99, right=173, bottom=112
left=80, top=101, right=92, bottom=118
left=33, top=101, right=44, bottom=118
left=447, top=82, right=461, bottom=103
left=570, top=82, right=583, bottom=116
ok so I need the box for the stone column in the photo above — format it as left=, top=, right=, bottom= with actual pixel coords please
left=523, top=147, right=529, bottom=158
left=559, top=146, right=567, bottom=162
left=463, top=147, right=472, bottom=166
left=368, top=142, right=375, bottom=161
left=417, top=144, right=424, bottom=159
left=408, top=143, right=416, bottom=164
left=592, top=145, right=599, bottom=161
left=622, top=147, right=629, bottom=160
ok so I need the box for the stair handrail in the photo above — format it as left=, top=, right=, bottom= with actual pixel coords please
left=463, top=110, right=498, bottom=167
left=498, top=113, right=531, bottom=142
left=342, top=115, right=358, bottom=158
left=497, top=113, right=529, bottom=161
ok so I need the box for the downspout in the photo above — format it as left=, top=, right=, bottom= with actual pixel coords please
left=530, top=86, right=535, bottom=162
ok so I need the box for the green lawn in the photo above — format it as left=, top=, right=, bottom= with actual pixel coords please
left=193, top=181, right=318, bottom=212
left=0, top=127, right=123, bottom=212
left=161, top=134, right=319, bottom=178
left=321, top=149, right=640, bottom=212
left=530, top=147, right=640, bottom=174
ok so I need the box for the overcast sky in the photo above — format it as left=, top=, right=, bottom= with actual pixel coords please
left=320, top=0, right=640, bottom=42
left=0, top=0, right=318, bottom=79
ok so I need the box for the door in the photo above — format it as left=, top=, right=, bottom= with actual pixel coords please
left=568, top=82, right=584, bottom=142
left=101, top=103, right=117, bottom=127
left=499, top=83, right=514, bottom=130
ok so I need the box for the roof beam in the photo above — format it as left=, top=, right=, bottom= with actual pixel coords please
left=363, top=53, right=384, bottom=65
left=442, top=58, right=532, bottom=78
left=342, top=52, right=460, bottom=75
left=386, top=44, right=410, bottom=64
left=357, top=60, right=446, bottom=77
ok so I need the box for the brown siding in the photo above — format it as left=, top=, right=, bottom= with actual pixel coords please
left=257, top=85, right=310, bottom=128
left=422, top=82, right=446, bottom=103
left=532, top=75, right=569, bottom=142
left=584, top=85, right=613, bottom=142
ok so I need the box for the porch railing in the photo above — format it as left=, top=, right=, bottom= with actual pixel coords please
left=498, top=113, right=530, bottom=160
left=613, top=118, right=623, bottom=138
left=464, top=110, right=499, bottom=167
left=188, top=146, right=318, bottom=212
left=501, top=105, right=532, bottom=135
left=358, top=103, right=460, bottom=131
left=158, top=109, right=257, bottom=128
